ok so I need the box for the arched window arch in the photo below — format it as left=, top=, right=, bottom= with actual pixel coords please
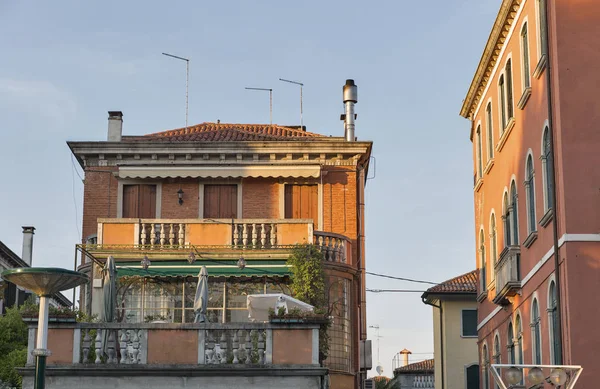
left=493, top=334, right=501, bottom=389
left=525, top=154, right=537, bottom=233
left=542, top=127, right=554, bottom=211
left=486, top=102, right=494, bottom=159
left=548, top=280, right=561, bottom=364
left=507, top=322, right=515, bottom=364
left=506, top=59, right=514, bottom=121
left=482, top=344, right=490, bottom=389
left=476, top=125, right=483, bottom=179
left=499, top=74, right=507, bottom=130
left=531, top=298, right=542, bottom=364
left=480, top=229, right=487, bottom=291
left=521, top=23, right=531, bottom=89
left=510, top=182, right=519, bottom=244
left=490, top=213, right=498, bottom=266
left=515, top=314, right=524, bottom=364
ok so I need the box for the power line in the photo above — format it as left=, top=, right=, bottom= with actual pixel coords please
left=366, top=271, right=438, bottom=285
left=367, top=289, right=426, bottom=293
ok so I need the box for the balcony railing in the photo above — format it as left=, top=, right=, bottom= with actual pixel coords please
left=477, top=268, right=488, bottom=302
left=313, top=231, right=351, bottom=264
left=493, top=245, right=521, bottom=305
left=26, top=322, right=320, bottom=367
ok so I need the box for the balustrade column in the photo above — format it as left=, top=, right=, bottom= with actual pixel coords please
left=270, top=224, right=276, bottom=247
left=169, top=224, right=175, bottom=246
left=140, top=224, right=147, bottom=246
left=260, top=223, right=266, bottom=248
left=178, top=223, right=185, bottom=248
left=150, top=224, right=156, bottom=250
left=242, top=224, right=248, bottom=249
left=252, top=223, right=258, bottom=248
left=159, top=223, right=166, bottom=247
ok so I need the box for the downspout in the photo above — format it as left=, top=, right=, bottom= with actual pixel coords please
left=544, top=0, right=563, bottom=364
left=423, top=298, right=444, bottom=389
left=356, top=163, right=367, bottom=389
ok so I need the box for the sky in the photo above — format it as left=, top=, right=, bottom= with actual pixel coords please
left=0, top=0, right=500, bottom=377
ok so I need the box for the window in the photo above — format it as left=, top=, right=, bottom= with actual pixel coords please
left=542, top=127, right=554, bottom=211
left=506, top=60, right=514, bottom=120
left=510, top=183, right=519, bottom=244
left=482, top=344, right=490, bottom=389
left=480, top=229, right=487, bottom=290
left=515, top=314, right=524, bottom=364
left=476, top=125, right=483, bottom=178
left=204, top=184, right=238, bottom=218
left=490, top=214, right=498, bottom=266
left=499, top=75, right=507, bottom=130
left=466, top=364, right=480, bottom=389
left=284, top=184, right=318, bottom=221
left=537, top=0, right=548, bottom=58
left=123, top=184, right=157, bottom=218
left=532, top=299, right=542, bottom=364
left=507, top=322, right=515, bottom=364
left=526, top=155, right=537, bottom=233
left=549, top=281, right=562, bottom=364
left=521, top=23, right=531, bottom=89
left=503, top=192, right=512, bottom=247
left=486, top=103, right=494, bottom=159
left=462, top=309, right=478, bottom=337
left=493, top=334, right=501, bottom=389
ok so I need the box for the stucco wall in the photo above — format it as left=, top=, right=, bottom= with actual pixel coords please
left=441, top=300, right=478, bottom=389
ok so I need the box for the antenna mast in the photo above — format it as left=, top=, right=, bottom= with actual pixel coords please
left=162, top=52, right=190, bottom=130
left=245, top=87, right=273, bottom=124
left=279, top=78, right=304, bottom=128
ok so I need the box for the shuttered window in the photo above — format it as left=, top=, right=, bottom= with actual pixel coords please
left=204, top=185, right=238, bottom=219
left=462, top=309, right=478, bottom=337
left=284, top=185, right=318, bottom=221
left=123, top=184, right=157, bottom=218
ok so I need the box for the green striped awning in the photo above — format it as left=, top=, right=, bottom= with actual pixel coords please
left=116, top=260, right=291, bottom=278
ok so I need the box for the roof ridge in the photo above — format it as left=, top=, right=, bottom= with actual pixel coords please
left=145, top=122, right=324, bottom=139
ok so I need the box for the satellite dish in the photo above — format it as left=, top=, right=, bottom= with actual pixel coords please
left=376, top=365, right=383, bottom=375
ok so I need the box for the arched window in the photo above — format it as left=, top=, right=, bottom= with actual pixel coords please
left=499, top=75, right=507, bottom=130
left=486, top=103, right=494, bottom=159
left=506, top=60, right=514, bottom=121
left=482, top=344, right=490, bottom=389
left=542, top=127, right=554, bottom=211
left=503, top=192, right=512, bottom=247
left=526, top=155, right=537, bottom=233
left=476, top=126, right=483, bottom=178
left=510, top=182, right=519, bottom=244
left=480, top=229, right=487, bottom=290
left=548, top=281, right=561, bottom=364
left=532, top=299, right=542, bottom=364
left=521, top=23, right=531, bottom=89
left=466, top=364, right=480, bottom=389
left=507, top=322, right=515, bottom=364
left=515, top=314, right=524, bottom=364
left=537, top=0, right=548, bottom=58
left=490, top=214, right=498, bottom=266
left=493, top=334, right=501, bottom=389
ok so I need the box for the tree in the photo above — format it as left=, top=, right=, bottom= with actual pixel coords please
left=0, top=307, right=28, bottom=388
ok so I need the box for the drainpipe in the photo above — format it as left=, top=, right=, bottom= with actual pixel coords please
left=544, top=0, right=563, bottom=364
left=422, top=298, right=444, bottom=389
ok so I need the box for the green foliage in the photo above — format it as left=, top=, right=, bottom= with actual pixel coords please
left=0, top=307, right=28, bottom=388
left=0, top=348, right=27, bottom=388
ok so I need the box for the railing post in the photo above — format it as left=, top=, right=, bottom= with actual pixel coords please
left=72, top=328, right=81, bottom=364
left=197, top=329, right=206, bottom=364
left=265, top=328, right=273, bottom=364
left=312, top=328, right=319, bottom=365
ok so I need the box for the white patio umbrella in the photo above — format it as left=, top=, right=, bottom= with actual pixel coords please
left=102, top=256, right=117, bottom=359
left=194, top=266, right=208, bottom=323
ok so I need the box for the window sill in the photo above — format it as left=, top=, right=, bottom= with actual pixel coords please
left=539, top=208, right=554, bottom=227
left=477, top=290, right=488, bottom=303
left=496, top=118, right=516, bottom=153
left=461, top=335, right=479, bottom=339
left=517, top=87, right=532, bottom=110
left=474, top=177, right=484, bottom=192
left=484, top=159, right=495, bottom=175
left=533, top=54, right=547, bottom=79
left=523, top=231, right=538, bottom=248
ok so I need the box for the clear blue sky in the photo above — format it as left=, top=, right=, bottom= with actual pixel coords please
left=0, top=0, right=499, bottom=376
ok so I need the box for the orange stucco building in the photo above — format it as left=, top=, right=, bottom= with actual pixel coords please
left=460, top=0, right=600, bottom=387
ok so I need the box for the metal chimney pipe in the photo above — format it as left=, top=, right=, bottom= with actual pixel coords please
left=21, top=226, right=35, bottom=266
left=343, top=79, right=358, bottom=142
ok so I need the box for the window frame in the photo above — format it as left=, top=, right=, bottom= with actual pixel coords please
left=499, top=73, right=507, bottom=131
left=198, top=180, right=242, bottom=219
left=486, top=101, right=494, bottom=161
left=476, top=124, right=483, bottom=179
left=548, top=279, right=562, bottom=364
left=117, top=180, right=162, bottom=218
left=490, top=212, right=498, bottom=267
left=536, top=0, right=548, bottom=60
left=480, top=229, right=487, bottom=290
left=510, top=181, right=519, bottom=245
left=461, top=309, right=479, bottom=338
left=521, top=21, right=531, bottom=90
left=525, top=153, right=537, bottom=234
left=482, top=343, right=490, bottom=389
left=531, top=297, right=542, bottom=364
left=541, top=125, right=554, bottom=212
left=505, top=59, right=515, bottom=121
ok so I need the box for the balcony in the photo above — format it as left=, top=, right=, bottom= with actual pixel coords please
left=21, top=321, right=325, bottom=389
left=86, top=218, right=351, bottom=265
left=493, top=245, right=521, bottom=305
left=476, top=268, right=488, bottom=302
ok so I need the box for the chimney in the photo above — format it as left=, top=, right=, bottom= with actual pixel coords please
left=21, top=226, right=35, bottom=266
left=400, top=349, right=412, bottom=367
left=342, top=79, right=358, bottom=142
left=107, top=111, right=123, bottom=141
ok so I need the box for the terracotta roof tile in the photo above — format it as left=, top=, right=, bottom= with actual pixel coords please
left=125, top=122, right=326, bottom=142
left=425, top=270, right=478, bottom=294
left=394, top=359, right=434, bottom=373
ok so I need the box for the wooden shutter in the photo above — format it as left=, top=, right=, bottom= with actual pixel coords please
left=204, top=185, right=238, bottom=219
left=122, top=184, right=156, bottom=218
left=122, top=185, right=139, bottom=218
left=284, top=185, right=318, bottom=221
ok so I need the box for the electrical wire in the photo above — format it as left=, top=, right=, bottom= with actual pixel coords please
left=366, top=271, right=438, bottom=285
left=367, top=289, right=426, bottom=293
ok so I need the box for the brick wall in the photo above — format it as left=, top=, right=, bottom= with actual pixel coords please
left=242, top=178, right=280, bottom=218
left=161, top=179, right=199, bottom=218
left=82, top=167, right=118, bottom=241
left=322, top=167, right=358, bottom=240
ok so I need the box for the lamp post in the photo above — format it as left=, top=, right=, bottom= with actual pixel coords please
left=1, top=268, right=88, bottom=389
left=491, top=364, right=583, bottom=389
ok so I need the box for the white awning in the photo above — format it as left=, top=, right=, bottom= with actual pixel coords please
left=117, top=165, right=321, bottom=179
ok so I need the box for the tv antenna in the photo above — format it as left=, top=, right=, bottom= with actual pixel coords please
left=369, top=324, right=383, bottom=374
left=162, top=52, right=190, bottom=130
left=245, top=87, right=273, bottom=124
left=279, top=78, right=303, bottom=128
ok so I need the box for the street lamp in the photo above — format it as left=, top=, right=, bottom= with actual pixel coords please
left=1, top=268, right=88, bottom=389
left=491, top=364, right=582, bottom=389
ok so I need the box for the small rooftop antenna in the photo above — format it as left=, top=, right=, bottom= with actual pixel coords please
left=162, top=52, right=190, bottom=130
left=279, top=78, right=304, bottom=129
left=245, top=87, right=273, bottom=125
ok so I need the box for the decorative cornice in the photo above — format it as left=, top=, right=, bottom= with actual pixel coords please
left=460, top=0, right=522, bottom=119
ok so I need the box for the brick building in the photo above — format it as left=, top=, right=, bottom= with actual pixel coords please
left=460, top=0, right=600, bottom=387
left=68, top=80, right=372, bottom=389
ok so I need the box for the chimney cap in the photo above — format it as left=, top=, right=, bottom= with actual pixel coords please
left=400, top=349, right=412, bottom=355
left=108, top=111, right=123, bottom=118
left=345, top=79, right=356, bottom=86
left=22, top=226, right=36, bottom=233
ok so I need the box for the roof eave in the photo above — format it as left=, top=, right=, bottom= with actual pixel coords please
left=422, top=291, right=477, bottom=303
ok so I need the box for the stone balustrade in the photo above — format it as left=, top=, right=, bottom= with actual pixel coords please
left=313, top=231, right=352, bottom=264
left=493, top=245, right=521, bottom=305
